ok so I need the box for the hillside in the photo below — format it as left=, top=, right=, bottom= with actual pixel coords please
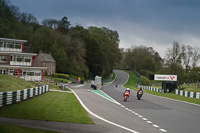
left=0, top=75, right=37, bottom=92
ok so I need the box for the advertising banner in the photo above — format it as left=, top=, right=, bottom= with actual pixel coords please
left=154, top=74, right=177, bottom=81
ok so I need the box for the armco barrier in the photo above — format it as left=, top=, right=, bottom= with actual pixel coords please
left=0, top=85, right=49, bottom=107
left=137, top=85, right=162, bottom=92
left=175, top=89, right=200, bottom=99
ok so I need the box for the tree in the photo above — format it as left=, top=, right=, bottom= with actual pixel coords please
left=166, top=41, right=182, bottom=65
left=18, top=12, right=38, bottom=24
left=0, top=0, right=19, bottom=38
left=191, top=47, right=200, bottom=68
left=88, top=26, right=121, bottom=77
left=165, top=41, right=182, bottom=73
left=141, top=56, right=156, bottom=72
left=57, top=16, right=71, bottom=34
left=64, top=36, right=88, bottom=77
left=181, top=44, right=193, bottom=72
left=50, top=41, right=67, bottom=73
left=30, top=27, right=55, bottom=52
left=42, top=18, right=59, bottom=29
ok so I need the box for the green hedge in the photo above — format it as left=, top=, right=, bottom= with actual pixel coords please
left=69, top=75, right=84, bottom=81
left=52, top=73, right=69, bottom=79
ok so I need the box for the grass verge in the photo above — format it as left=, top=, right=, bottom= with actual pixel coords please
left=0, top=92, right=93, bottom=124
left=122, top=70, right=200, bottom=105
left=122, top=70, right=140, bottom=90
left=142, top=89, right=200, bottom=105
left=0, top=75, right=37, bottom=92
left=0, top=123, right=58, bottom=133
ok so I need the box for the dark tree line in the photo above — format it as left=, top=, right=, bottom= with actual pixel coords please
left=118, top=41, right=200, bottom=84
left=0, top=0, right=121, bottom=79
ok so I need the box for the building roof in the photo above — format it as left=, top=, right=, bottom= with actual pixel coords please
left=0, top=65, right=47, bottom=70
left=0, top=38, right=27, bottom=43
left=41, top=53, right=56, bottom=62
left=0, top=52, right=37, bottom=56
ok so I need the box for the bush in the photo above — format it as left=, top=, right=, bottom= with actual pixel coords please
left=69, top=75, right=85, bottom=81
left=140, top=70, right=153, bottom=77
left=52, top=73, right=69, bottom=79
left=141, top=76, right=151, bottom=86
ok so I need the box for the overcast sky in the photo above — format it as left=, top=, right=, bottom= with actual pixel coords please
left=9, top=0, right=200, bottom=58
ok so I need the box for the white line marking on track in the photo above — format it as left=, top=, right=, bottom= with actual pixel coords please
left=142, top=118, right=148, bottom=121
left=146, top=121, right=152, bottom=124
left=152, top=124, right=159, bottom=128
left=114, top=70, right=168, bottom=132
left=160, top=129, right=167, bottom=132
left=69, top=88, right=140, bottom=133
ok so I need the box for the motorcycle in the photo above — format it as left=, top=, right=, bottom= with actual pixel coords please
left=137, top=90, right=143, bottom=100
left=123, top=91, right=130, bottom=101
left=115, top=83, right=118, bottom=88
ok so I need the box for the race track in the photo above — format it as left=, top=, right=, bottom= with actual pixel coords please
left=70, top=70, right=200, bottom=133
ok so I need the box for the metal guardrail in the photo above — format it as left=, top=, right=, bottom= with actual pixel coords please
left=137, top=85, right=162, bottom=93
left=174, top=89, right=200, bottom=99
left=0, top=85, right=49, bottom=107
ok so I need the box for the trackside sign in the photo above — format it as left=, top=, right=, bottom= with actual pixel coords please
left=154, top=74, right=177, bottom=81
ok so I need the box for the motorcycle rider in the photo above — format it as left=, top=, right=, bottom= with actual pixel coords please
left=137, top=87, right=143, bottom=95
left=115, top=83, right=118, bottom=88
left=123, top=88, right=130, bottom=99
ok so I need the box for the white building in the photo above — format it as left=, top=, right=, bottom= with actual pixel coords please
left=0, top=38, right=47, bottom=81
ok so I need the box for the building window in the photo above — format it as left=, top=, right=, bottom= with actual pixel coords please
left=0, top=56, right=7, bottom=63
left=9, top=69, right=18, bottom=76
left=0, top=69, right=6, bottom=74
left=0, top=41, right=3, bottom=47
left=17, top=56, right=24, bottom=62
left=1, top=41, right=22, bottom=50
left=25, top=56, right=31, bottom=62
left=27, top=72, right=34, bottom=76
left=22, top=69, right=41, bottom=76
left=15, top=43, right=21, bottom=49
left=11, top=55, right=31, bottom=63
left=35, top=71, right=41, bottom=76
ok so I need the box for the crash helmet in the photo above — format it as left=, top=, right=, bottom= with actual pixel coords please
left=126, top=88, right=130, bottom=91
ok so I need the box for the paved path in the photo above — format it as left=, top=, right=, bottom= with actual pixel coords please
left=0, top=117, right=106, bottom=133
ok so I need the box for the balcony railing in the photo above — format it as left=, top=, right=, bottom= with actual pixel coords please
left=10, top=61, right=32, bottom=66
left=0, top=46, right=33, bottom=53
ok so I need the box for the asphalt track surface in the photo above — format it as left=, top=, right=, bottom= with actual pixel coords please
left=101, top=70, right=200, bottom=133
left=1, top=70, right=200, bottom=133
left=69, top=70, right=200, bottom=133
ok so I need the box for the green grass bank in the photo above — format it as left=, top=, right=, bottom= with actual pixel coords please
left=0, top=92, right=93, bottom=124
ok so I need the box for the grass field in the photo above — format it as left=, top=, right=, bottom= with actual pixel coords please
left=122, top=70, right=200, bottom=105
left=181, top=84, right=200, bottom=92
left=0, top=75, right=37, bottom=92
left=122, top=70, right=140, bottom=90
left=0, top=92, right=93, bottom=124
left=0, top=123, right=58, bottom=133
left=0, top=74, right=65, bottom=92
